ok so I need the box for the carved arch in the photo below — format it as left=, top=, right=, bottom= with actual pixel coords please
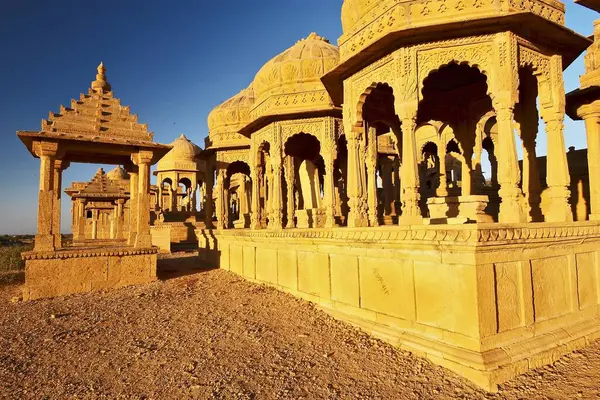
left=417, top=44, right=495, bottom=101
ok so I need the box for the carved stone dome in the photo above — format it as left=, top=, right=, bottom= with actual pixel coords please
left=207, top=85, right=255, bottom=136
left=156, top=134, right=201, bottom=172
left=106, top=165, right=129, bottom=180
left=251, top=33, right=340, bottom=119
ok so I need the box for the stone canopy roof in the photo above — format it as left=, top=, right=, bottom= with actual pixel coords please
left=18, top=63, right=170, bottom=165
left=65, top=168, right=128, bottom=199
left=41, top=63, right=153, bottom=142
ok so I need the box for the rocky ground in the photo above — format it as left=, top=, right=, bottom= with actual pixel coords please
left=1, top=254, right=599, bottom=399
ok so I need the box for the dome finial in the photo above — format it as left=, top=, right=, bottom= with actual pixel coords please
left=91, top=61, right=112, bottom=93
left=306, top=32, right=329, bottom=43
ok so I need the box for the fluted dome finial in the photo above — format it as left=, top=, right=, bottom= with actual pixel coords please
left=91, top=62, right=112, bottom=93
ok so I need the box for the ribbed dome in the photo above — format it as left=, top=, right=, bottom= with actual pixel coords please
left=106, top=165, right=129, bottom=180
left=207, top=85, right=255, bottom=135
left=156, top=134, right=201, bottom=172
left=252, top=33, right=339, bottom=117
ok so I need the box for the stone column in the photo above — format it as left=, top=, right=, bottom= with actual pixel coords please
left=132, top=151, right=153, bottom=248
left=397, top=102, right=422, bottom=225
left=251, top=161, right=262, bottom=229
left=323, top=149, right=337, bottom=228
left=52, top=159, right=68, bottom=249
left=73, top=198, right=83, bottom=241
left=380, top=157, right=394, bottom=218
left=472, top=129, right=483, bottom=194
left=366, top=126, right=379, bottom=227
left=33, top=141, right=58, bottom=252
left=91, top=209, right=99, bottom=240
left=346, top=129, right=369, bottom=227
left=437, top=143, right=448, bottom=197
left=216, top=168, right=226, bottom=229
left=223, top=176, right=230, bottom=229
left=582, top=112, right=600, bottom=220
left=285, top=156, right=296, bottom=228
left=542, top=110, right=573, bottom=222
left=268, top=151, right=284, bottom=230
left=126, top=165, right=139, bottom=245
left=115, top=199, right=125, bottom=240
left=205, top=161, right=214, bottom=228
left=495, top=104, right=526, bottom=223
left=461, top=154, right=472, bottom=196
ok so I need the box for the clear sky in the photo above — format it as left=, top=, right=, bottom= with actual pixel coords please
left=0, top=0, right=596, bottom=234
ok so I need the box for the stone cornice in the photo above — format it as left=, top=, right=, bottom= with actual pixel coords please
left=22, top=246, right=158, bottom=261
left=200, top=221, right=600, bottom=245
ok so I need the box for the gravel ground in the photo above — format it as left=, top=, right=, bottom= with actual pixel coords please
left=1, top=254, right=599, bottom=399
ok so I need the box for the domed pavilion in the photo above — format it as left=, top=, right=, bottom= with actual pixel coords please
left=200, top=1, right=600, bottom=392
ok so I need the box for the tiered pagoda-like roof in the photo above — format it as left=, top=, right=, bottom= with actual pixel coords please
left=65, top=168, right=128, bottom=199
left=18, top=63, right=170, bottom=165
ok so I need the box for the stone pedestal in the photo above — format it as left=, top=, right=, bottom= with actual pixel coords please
left=458, top=195, right=494, bottom=223
left=295, top=209, right=317, bottom=229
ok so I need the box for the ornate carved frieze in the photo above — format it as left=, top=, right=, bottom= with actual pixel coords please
left=339, top=0, right=565, bottom=62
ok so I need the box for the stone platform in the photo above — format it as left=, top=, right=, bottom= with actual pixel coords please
left=21, top=245, right=158, bottom=301
left=196, top=222, right=600, bottom=391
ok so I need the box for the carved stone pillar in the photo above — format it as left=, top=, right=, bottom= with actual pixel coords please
left=346, top=129, right=368, bottom=227
left=91, top=209, right=99, bottom=240
left=115, top=199, right=125, bottom=240
left=397, top=103, right=421, bottom=225
left=216, top=169, right=226, bottom=229
left=437, top=144, right=448, bottom=197
left=133, top=151, right=153, bottom=248
left=285, top=156, right=296, bottom=228
left=250, top=161, right=262, bottom=229
left=223, top=176, right=230, bottom=229
left=582, top=112, right=600, bottom=220
left=205, top=160, right=214, bottom=228
left=52, top=159, right=68, bottom=249
left=73, top=198, right=85, bottom=241
left=323, top=149, right=337, bottom=228
left=543, top=111, right=573, bottom=222
left=268, top=153, right=283, bottom=230
left=366, top=126, right=379, bottom=227
left=380, top=157, right=394, bottom=218
left=495, top=105, right=526, bottom=223
left=33, top=141, right=58, bottom=252
left=126, top=165, right=138, bottom=245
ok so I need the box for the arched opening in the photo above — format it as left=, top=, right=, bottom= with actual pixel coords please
left=359, top=83, right=400, bottom=226
left=334, top=135, right=349, bottom=225
left=418, top=62, right=494, bottom=222
left=283, top=133, right=324, bottom=228
left=420, top=141, right=439, bottom=202
left=178, top=177, right=193, bottom=212
left=226, top=161, right=252, bottom=228
left=515, top=67, right=544, bottom=222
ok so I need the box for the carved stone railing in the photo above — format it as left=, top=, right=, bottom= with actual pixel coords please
left=339, top=0, right=566, bottom=61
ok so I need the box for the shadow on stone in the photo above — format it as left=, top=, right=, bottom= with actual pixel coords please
left=157, top=254, right=216, bottom=281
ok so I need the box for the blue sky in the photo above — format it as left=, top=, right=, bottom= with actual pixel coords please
left=0, top=1, right=595, bottom=234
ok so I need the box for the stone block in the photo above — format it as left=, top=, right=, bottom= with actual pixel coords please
left=256, top=247, right=278, bottom=284
left=359, top=257, right=415, bottom=320
left=229, top=245, right=243, bottom=275
left=297, top=251, right=330, bottom=298
left=576, top=251, right=599, bottom=309
left=330, top=254, right=359, bottom=307
left=531, top=256, right=571, bottom=321
left=414, top=261, right=479, bottom=338
left=277, top=249, right=298, bottom=290
left=242, top=246, right=256, bottom=279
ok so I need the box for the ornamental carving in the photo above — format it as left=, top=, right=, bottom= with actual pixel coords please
left=417, top=43, right=495, bottom=99
left=339, top=0, right=565, bottom=62
left=216, top=149, right=251, bottom=165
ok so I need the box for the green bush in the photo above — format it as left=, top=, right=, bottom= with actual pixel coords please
left=0, top=245, right=31, bottom=273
